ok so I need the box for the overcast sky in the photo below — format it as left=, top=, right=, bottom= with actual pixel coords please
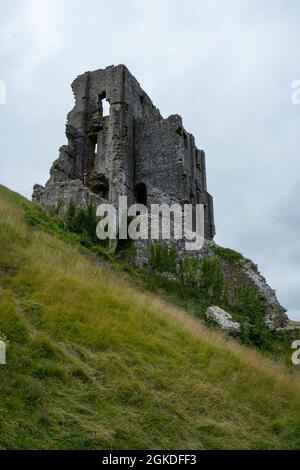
left=1, top=0, right=300, bottom=319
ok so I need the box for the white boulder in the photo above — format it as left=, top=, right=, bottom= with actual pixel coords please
left=206, top=306, right=241, bottom=333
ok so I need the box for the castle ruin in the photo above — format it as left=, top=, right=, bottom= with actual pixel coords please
left=32, top=65, right=289, bottom=329
left=33, top=64, right=215, bottom=240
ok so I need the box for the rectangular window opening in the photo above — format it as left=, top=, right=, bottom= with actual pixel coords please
left=99, top=92, right=110, bottom=117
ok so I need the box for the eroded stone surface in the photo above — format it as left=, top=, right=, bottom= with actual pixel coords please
left=241, top=259, right=288, bottom=329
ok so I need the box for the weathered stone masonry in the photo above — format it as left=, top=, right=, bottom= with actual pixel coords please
left=33, top=64, right=215, bottom=240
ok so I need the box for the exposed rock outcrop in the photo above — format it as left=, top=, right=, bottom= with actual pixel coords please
left=241, top=259, right=288, bottom=329
left=135, top=236, right=288, bottom=330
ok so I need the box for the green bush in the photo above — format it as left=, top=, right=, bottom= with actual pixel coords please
left=239, top=321, right=273, bottom=351
left=149, top=243, right=177, bottom=273
left=65, top=202, right=99, bottom=243
left=214, top=246, right=243, bottom=264
left=180, top=256, right=225, bottom=300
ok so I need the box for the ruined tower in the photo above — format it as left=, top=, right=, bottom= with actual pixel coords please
left=33, top=64, right=215, bottom=239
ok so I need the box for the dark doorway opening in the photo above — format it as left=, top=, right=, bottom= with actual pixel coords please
left=134, top=183, right=147, bottom=205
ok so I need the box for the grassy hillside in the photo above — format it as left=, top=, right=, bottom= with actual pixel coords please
left=0, top=185, right=300, bottom=449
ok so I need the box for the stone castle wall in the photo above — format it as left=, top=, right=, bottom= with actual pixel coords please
left=33, top=64, right=215, bottom=239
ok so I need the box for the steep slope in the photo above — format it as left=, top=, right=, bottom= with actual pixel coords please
left=0, top=185, right=300, bottom=450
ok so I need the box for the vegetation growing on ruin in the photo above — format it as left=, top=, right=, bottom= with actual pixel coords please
left=144, top=242, right=289, bottom=352
left=65, top=201, right=100, bottom=243
left=148, top=244, right=225, bottom=300
left=213, top=245, right=243, bottom=264
left=149, top=243, right=177, bottom=273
